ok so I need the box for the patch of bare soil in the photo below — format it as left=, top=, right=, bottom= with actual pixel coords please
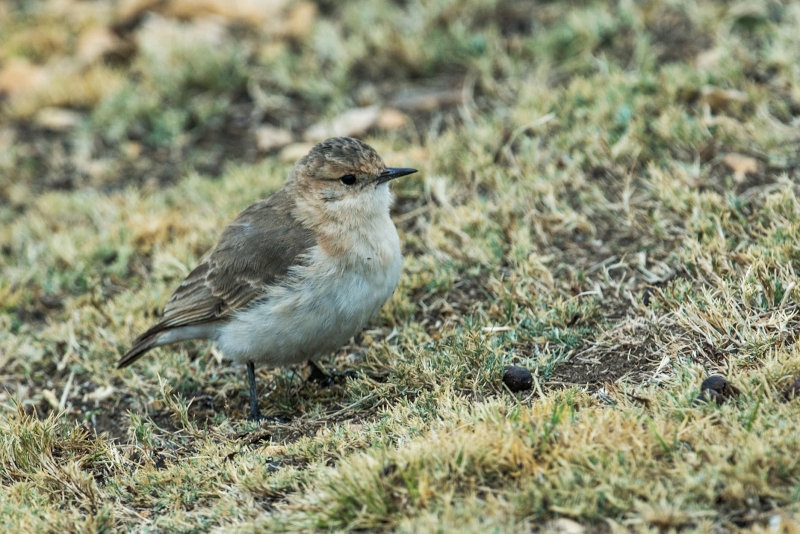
left=412, top=275, right=493, bottom=338
left=546, top=329, right=660, bottom=390
left=542, top=267, right=689, bottom=391
left=87, top=398, right=132, bottom=442
left=539, top=170, right=687, bottom=389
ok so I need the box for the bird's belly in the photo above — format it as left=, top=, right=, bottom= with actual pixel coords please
left=215, top=251, right=401, bottom=366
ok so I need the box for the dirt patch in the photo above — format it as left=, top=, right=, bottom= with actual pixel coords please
left=543, top=267, right=690, bottom=391
left=408, top=274, right=495, bottom=339
left=545, top=337, right=660, bottom=390
left=87, top=399, right=132, bottom=443
left=536, top=167, right=688, bottom=390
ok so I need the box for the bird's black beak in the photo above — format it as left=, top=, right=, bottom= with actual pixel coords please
left=376, top=167, right=417, bottom=185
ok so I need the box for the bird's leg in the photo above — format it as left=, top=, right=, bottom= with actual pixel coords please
left=307, top=360, right=357, bottom=387
left=246, top=361, right=263, bottom=421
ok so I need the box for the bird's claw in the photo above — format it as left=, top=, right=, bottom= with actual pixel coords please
left=307, top=361, right=357, bottom=387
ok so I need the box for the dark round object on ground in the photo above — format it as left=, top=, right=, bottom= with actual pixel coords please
left=695, top=388, right=724, bottom=406
left=700, top=375, right=730, bottom=392
left=503, top=365, right=533, bottom=392
left=694, top=375, right=740, bottom=406
left=784, top=378, right=800, bottom=402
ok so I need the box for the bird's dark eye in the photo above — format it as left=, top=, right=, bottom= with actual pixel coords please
left=340, top=174, right=357, bottom=185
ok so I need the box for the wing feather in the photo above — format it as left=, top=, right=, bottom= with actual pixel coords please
left=119, top=189, right=316, bottom=367
left=160, top=190, right=315, bottom=328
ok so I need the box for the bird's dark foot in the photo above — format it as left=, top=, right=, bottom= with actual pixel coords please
left=307, top=360, right=332, bottom=385
left=247, top=409, right=265, bottom=422
left=307, top=360, right=357, bottom=387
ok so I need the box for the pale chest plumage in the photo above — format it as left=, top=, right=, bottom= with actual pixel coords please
left=215, top=213, right=402, bottom=365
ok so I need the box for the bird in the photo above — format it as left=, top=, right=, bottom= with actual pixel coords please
left=118, top=137, right=417, bottom=420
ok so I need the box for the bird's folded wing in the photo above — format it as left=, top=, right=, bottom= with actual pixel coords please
left=141, top=191, right=316, bottom=337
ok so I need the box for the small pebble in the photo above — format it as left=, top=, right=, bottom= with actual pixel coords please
left=503, top=365, right=533, bottom=392
left=694, top=375, right=740, bottom=406
left=784, top=378, right=800, bottom=402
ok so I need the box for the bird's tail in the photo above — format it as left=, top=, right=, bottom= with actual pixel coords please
left=118, top=323, right=217, bottom=368
left=117, top=331, right=163, bottom=368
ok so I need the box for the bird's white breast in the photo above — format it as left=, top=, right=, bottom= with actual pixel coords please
left=215, top=214, right=402, bottom=366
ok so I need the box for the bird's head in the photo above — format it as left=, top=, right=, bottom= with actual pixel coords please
left=288, top=137, right=417, bottom=223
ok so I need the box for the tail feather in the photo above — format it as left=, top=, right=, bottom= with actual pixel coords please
left=118, top=322, right=219, bottom=368
left=118, top=332, right=162, bottom=368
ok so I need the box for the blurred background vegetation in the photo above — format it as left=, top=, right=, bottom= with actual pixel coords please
left=1, top=0, right=793, bottom=199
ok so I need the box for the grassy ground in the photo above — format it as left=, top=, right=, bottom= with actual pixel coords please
left=2, top=0, right=800, bottom=531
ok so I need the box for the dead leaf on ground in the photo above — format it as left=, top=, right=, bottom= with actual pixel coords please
left=700, top=85, right=746, bottom=112
left=10, top=65, right=124, bottom=118
left=695, top=49, right=721, bottom=71
left=546, top=518, right=585, bottom=533
left=86, top=385, right=116, bottom=402
left=723, top=153, right=758, bottom=183
left=77, top=27, right=123, bottom=65
left=391, top=88, right=464, bottom=112
left=280, top=2, right=317, bottom=40
left=279, top=142, right=314, bottom=163
left=34, top=108, right=83, bottom=131
left=304, top=106, right=380, bottom=142
left=377, top=108, right=410, bottom=130
left=0, top=59, right=50, bottom=98
left=255, top=126, right=293, bottom=152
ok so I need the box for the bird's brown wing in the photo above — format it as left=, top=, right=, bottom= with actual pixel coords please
left=119, top=190, right=316, bottom=367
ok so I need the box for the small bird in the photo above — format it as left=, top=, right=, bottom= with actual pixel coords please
left=119, top=137, right=417, bottom=420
